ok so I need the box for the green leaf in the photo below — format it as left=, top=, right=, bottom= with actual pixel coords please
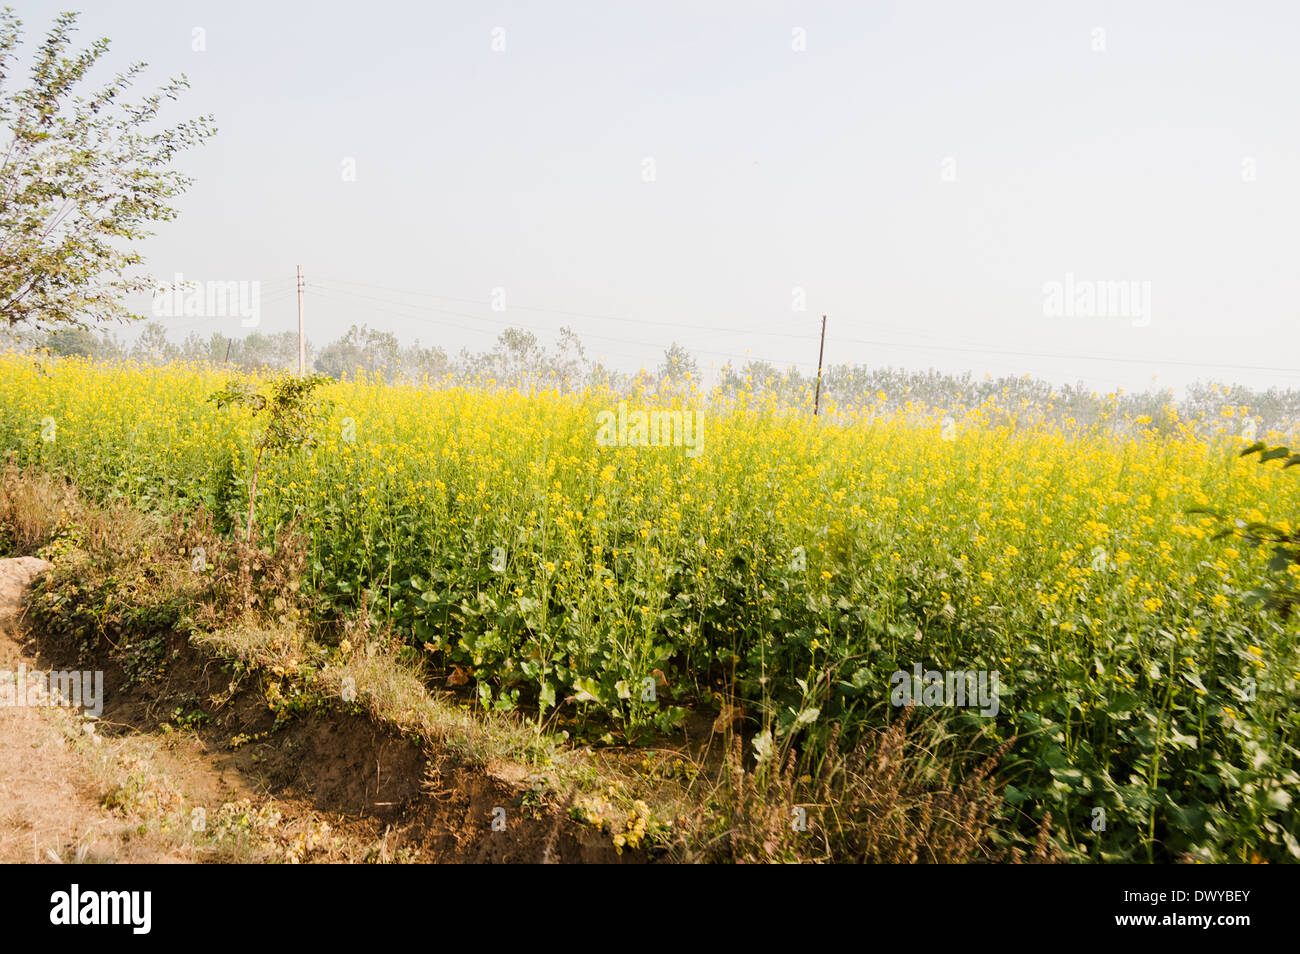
left=1106, top=692, right=1141, bottom=715
left=1180, top=672, right=1207, bottom=693
left=571, top=678, right=600, bottom=703
left=1283, top=831, right=1300, bottom=859
left=794, top=707, right=820, bottom=726
left=1268, top=549, right=1294, bottom=572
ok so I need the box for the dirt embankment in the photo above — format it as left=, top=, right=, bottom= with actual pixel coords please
left=0, top=556, right=167, bottom=863
left=0, top=556, right=632, bottom=863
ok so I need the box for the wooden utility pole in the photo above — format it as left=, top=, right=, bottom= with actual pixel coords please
left=293, top=267, right=302, bottom=379
left=222, top=337, right=231, bottom=365
left=813, top=314, right=827, bottom=416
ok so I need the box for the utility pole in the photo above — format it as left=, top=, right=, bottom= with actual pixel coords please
left=813, top=314, right=827, bottom=417
left=296, top=265, right=305, bottom=377
left=223, top=337, right=231, bottom=365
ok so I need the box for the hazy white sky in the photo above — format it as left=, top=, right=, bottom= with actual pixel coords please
left=14, top=0, right=1300, bottom=392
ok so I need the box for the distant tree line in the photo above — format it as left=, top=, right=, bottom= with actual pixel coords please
left=3, top=319, right=1297, bottom=435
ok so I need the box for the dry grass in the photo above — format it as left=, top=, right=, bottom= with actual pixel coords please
left=0, top=464, right=71, bottom=555
left=679, top=707, right=1055, bottom=863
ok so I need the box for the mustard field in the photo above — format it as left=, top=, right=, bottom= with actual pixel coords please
left=2, top=353, right=1298, bottom=862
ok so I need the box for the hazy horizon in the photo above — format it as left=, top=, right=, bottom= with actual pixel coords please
left=12, top=0, right=1299, bottom=395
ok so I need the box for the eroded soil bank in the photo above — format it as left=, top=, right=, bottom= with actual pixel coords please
left=0, top=555, right=634, bottom=863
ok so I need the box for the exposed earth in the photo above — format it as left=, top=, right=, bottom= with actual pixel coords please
left=0, top=556, right=627, bottom=864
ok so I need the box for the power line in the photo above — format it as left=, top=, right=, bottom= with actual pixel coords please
left=306, top=282, right=1163, bottom=382
left=311, top=276, right=819, bottom=341
left=307, top=286, right=662, bottom=366
left=308, top=275, right=1298, bottom=378
left=131, top=271, right=1300, bottom=378
left=306, top=287, right=502, bottom=340
left=308, top=277, right=1003, bottom=357
left=306, top=283, right=822, bottom=369
left=309, top=284, right=806, bottom=368
left=307, top=275, right=1143, bottom=362
left=827, top=334, right=1300, bottom=376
